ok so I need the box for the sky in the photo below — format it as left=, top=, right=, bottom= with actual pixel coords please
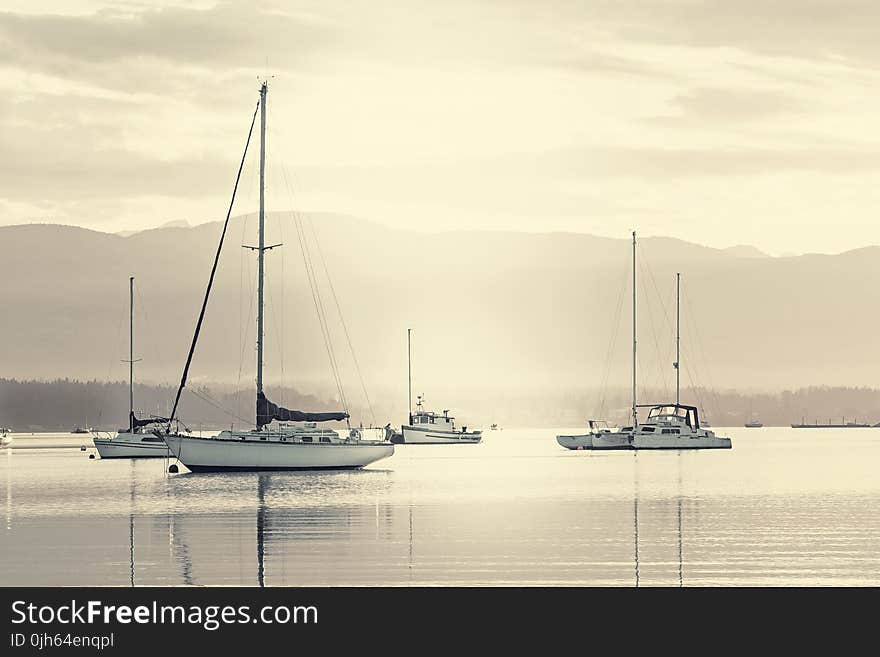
left=3, top=1, right=880, bottom=255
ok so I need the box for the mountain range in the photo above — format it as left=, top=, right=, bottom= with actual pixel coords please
left=1, top=214, right=878, bottom=425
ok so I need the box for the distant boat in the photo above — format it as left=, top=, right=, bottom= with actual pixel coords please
left=791, top=418, right=870, bottom=428
left=92, top=277, right=171, bottom=459
left=744, top=420, right=763, bottom=428
left=397, top=329, right=481, bottom=445
left=0, top=428, right=12, bottom=449
left=71, top=426, right=91, bottom=434
left=161, top=82, right=394, bottom=471
left=490, top=423, right=499, bottom=430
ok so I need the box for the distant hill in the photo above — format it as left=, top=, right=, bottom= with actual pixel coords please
left=116, top=219, right=190, bottom=237
left=722, top=244, right=769, bottom=258
left=1, top=215, right=879, bottom=425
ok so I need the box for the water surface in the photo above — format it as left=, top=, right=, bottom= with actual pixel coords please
left=2, top=428, right=879, bottom=586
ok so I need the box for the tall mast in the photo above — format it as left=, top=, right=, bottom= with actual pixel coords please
left=407, top=328, right=413, bottom=424
left=675, top=272, right=680, bottom=406
left=256, top=81, right=267, bottom=399
left=632, top=231, right=637, bottom=428
left=129, top=276, right=134, bottom=433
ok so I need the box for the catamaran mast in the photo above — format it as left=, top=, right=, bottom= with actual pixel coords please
left=675, top=272, right=680, bottom=406
left=256, top=81, right=267, bottom=400
left=407, top=328, right=413, bottom=424
left=632, top=231, right=637, bottom=428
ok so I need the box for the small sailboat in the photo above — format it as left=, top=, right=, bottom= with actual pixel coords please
left=397, top=329, right=481, bottom=444
left=161, top=81, right=393, bottom=472
left=0, top=428, right=12, bottom=449
left=93, top=277, right=170, bottom=458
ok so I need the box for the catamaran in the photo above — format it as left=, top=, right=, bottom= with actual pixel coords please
left=628, top=268, right=731, bottom=449
left=397, top=329, right=481, bottom=444
left=92, top=277, right=170, bottom=458
left=557, top=233, right=731, bottom=450
left=161, top=81, right=393, bottom=471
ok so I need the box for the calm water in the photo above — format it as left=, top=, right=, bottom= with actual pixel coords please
left=2, top=428, right=880, bottom=586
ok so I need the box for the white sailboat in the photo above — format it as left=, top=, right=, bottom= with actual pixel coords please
left=0, top=428, right=12, bottom=449
left=93, top=277, right=170, bottom=459
left=161, top=81, right=393, bottom=472
left=628, top=270, right=732, bottom=449
left=398, top=329, right=481, bottom=444
left=557, top=233, right=731, bottom=451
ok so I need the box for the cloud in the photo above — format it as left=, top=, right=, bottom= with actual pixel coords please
left=579, top=1, right=880, bottom=65
left=0, top=2, right=339, bottom=96
left=0, top=92, right=236, bottom=201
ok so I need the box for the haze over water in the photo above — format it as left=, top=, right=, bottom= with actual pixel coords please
left=3, top=428, right=879, bottom=586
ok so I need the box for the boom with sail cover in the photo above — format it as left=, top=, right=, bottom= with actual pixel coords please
left=129, top=411, right=169, bottom=429
left=257, top=392, right=348, bottom=428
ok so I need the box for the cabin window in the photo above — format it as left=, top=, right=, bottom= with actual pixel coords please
left=301, top=436, right=313, bottom=443
left=142, top=436, right=164, bottom=442
left=320, top=436, right=331, bottom=444
left=662, top=428, right=680, bottom=435
left=260, top=436, right=267, bottom=441
left=641, top=427, right=655, bottom=433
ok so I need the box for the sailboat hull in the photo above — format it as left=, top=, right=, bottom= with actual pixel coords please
left=556, top=434, right=592, bottom=450
left=163, top=432, right=394, bottom=471
left=93, top=432, right=171, bottom=458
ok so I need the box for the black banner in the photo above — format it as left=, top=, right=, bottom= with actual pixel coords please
left=0, top=586, right=873, bottom=653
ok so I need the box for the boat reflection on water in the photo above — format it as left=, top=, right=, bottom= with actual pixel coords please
left=632, top=451, right=687, bottom=588
left=118, top=458, right=696, bottom=587
left=161, top=470, right=399, bottom=586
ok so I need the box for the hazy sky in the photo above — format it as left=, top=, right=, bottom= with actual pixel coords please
left=3, top=1, right=880, bottom=254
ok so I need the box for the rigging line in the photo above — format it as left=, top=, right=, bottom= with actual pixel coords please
left=262, top=104, right=285, bottom=405
left=106, top=286, right=128, bottom=382
left=133, top=281, right=162, bottom=382
left=305, top=231, right=349, bottom=415
left=292, top=208, right=349, bottom=413
left=642, top=253, right=678, bottom=392
left=680, top=346, right=710, bottom=422
left=637, top=255, right=670, bottom=399
left=682, top=287, right=721, bottom=420
left=167, top=100, right=260, bottom=429
left=265, top=280, right=286, bottom=398
left=596, top=259, right=629, bottom=420
left=276, top=163, right=348, bottom=414
left=306, top=213, right=376, bottom=426
left=185, top=387, right=252, bottom=425
left=236, top=142, right=260, bottom=424
left=283, top=179, right=349, bottom=416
